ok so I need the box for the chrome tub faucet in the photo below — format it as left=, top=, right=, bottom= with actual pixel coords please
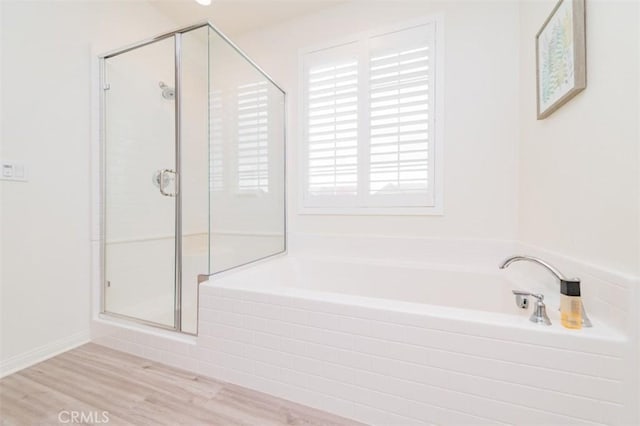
left=500, top=255, right=592, bottom=327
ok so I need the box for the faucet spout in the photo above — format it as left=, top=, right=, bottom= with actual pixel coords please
left=499, top=255, right=571, bottom=282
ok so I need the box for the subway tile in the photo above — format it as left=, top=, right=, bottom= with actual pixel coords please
left=280, top=306, right=309, bottom=324
left=253, top=360, right=282, bottom=382
left=208, top=296, right=237, bottom=313
left=317, top=329, right=355, bottom=350
left=198, top=294, right=213, bottom=307
left=221, top=352, right=253, bottom=374
left=290, top=354, right=324, bottom=378
left=305, top=310, right=339, bottom=329
left=280, top=336, right=310, bottom=357
left=253, top=331, right=283, bottom=351
left=196, top=346, right=221, bottom=364
left=322, top=361, right=356, bottom=384
left=217, top=310, right=245, bottom=327
left=245, top=301, right=281, bottom=320
left=243, top=313, right=270, bottom=331
left=270, top=319, right=297, bottom=337
left=306, top=342, right=364, bottom=369
left=305, top=374, right=348, bottom=398
left=216, top=338, right=249, bottom=358
left=232, top=289, right=273, bottom=305
left=354, top=336, right=428, bottom=365
left=249, top=345, right=284, bottom=366
left=196, top=321, right=212, bottom=336
left=198, top=307, right=218, bottom=323
left=281, top=367, right=311, bottom=389
left=210, top=323, right=252, bottom=343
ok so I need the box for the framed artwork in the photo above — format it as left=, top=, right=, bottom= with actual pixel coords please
left=536, top=0, right=586, bottom=119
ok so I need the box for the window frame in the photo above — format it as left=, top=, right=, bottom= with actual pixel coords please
left=297, top=15, right=444, bottom=216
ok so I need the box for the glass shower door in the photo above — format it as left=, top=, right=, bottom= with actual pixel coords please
left=103, top=36, right=177, bottom=328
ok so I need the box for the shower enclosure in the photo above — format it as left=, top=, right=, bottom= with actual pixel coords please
left=99, top=23, right=286, bottom=334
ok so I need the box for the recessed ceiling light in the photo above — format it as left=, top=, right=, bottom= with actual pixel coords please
left=195, top=0, right=211, bottom=5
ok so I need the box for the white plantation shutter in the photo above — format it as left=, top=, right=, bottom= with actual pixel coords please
left=368, top=24, right=435, bottom=206
left=304, top=42, right=359, bottom=204
left=237, top=81, right=269, bottom=192
left=302, top=21, right=440, bottom=211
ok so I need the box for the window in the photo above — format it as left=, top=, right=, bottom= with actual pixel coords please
left=209, top=89, right=224, bottom=192
left=301, top=19, right=442, bottom=214
left=237, top=81, right=269, bottom=193
left=209, top=82, right=273, bottom=194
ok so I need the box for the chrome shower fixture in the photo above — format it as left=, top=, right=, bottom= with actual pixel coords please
left=159, top=81, right=175, bottom=100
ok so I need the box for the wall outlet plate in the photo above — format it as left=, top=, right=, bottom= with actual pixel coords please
left=0, top=161, right=28, bottom=182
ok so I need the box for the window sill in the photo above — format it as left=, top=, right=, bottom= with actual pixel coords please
left=298, top=206, right=443, bottom=216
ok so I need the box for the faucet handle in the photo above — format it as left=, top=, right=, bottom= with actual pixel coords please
left=512, top=290, right=544, bottom=301
left=511, top=290, right=552, bottom=326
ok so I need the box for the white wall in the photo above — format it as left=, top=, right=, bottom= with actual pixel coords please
left=0, top=0, right=176, bottom=375
left=0, top=2, right=4, bottom=364
left=518, top=0, right=640, bottom=277
left=517, top=4, right=639, bottom=417
left=235, top=1, right=520, bottom=241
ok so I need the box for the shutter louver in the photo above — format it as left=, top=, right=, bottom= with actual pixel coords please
left=237, top=81, right=269, bottom=192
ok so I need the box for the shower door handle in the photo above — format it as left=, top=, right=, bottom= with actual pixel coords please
left=159, top=169, right=178, bottom=197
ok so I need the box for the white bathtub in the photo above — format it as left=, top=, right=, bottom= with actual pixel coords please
left=216, top=256, right=521, bottom=315
left=200, top=256, right=635, bottom=425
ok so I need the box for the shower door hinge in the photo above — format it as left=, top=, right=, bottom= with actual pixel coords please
left=103, top=83, right=111, bottom=91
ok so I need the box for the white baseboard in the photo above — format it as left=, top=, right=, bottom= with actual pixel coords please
left=0, top=330, right=91, bottom=378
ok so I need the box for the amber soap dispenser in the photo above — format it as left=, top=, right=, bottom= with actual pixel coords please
left=560, top=280, right=582, bottom=329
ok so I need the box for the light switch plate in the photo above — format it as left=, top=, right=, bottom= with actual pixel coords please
left=0, top=161, right=28, bottom=182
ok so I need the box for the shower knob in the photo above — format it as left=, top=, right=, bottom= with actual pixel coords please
left=159, top=81, right=175, bottom=100
left=152, top=170, right=172, bottom=190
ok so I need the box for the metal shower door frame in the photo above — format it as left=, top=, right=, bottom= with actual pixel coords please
left=99, top=29, right=188, bottom=333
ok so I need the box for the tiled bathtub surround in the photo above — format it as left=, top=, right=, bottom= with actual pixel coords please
left=91, top=235, right=639, bottom=425
left=93, top=280, right=635, bottom=425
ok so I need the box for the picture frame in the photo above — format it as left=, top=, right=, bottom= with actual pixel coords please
left=535, top=0, right=586, bottom=120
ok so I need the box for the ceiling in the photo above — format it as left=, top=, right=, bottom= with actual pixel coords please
left=149, top=0, right=345, bottom=36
